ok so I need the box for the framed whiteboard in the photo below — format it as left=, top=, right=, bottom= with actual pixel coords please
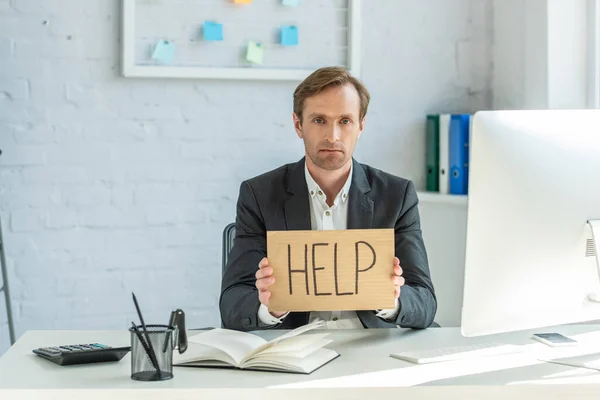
left=121, top=0, right=362, bottom=81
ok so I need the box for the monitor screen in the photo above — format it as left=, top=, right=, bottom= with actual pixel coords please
left=461, top=110, right=600, bottom=337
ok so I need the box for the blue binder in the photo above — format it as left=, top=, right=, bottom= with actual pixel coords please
left=449, top=114, right=470, bottom=195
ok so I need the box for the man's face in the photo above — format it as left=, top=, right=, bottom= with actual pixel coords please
left=293, top=84, right=365, bottom=171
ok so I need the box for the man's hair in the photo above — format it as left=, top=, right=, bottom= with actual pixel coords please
left=293, top=66, right=370, bottom=124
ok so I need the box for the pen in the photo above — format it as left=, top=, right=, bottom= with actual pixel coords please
left=132, top=292, right=161, bottom=377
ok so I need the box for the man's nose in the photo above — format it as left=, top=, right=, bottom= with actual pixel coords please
left=324, top=124, right=341, bottom=143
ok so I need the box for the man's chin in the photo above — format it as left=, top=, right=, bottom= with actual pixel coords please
left=314, top=156, right=348, bottom=171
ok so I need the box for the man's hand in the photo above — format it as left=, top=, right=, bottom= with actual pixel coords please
left=255, top=257, right=288, bottom=318
left=392, top=257, right=405, bottom=299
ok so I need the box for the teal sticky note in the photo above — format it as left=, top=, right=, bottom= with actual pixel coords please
left=203, top=21, right=223, bottom=41
left=282, top=0, right=300, bottom=5
left=280, top=25, right=298, bottom=46
left=246, top=41, right=264, bottom=64
left=151, top=40, right=175, bottom=64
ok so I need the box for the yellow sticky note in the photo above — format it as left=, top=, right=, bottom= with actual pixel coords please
left=234, top=0, right=252, bottom=4
left=246, top=41, right=264, bottom=64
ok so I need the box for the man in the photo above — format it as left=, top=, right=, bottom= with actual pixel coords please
left=220, top=66, right=436, bottom=331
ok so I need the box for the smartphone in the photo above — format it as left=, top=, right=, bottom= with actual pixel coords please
left=532, top=332, right=578, bottom=347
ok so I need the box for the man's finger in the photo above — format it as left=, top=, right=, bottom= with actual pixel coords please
left=256, top=267, right=273, bottom=280
left=259, top=290, right=270, bottom=305
left=392, top=276, right=405, bottom=287
left=258, top=257, right=269, bottom=269
left=394, top=257, right=400, bottom=266
left=394, top=265, right=403, bottom=276
left=256, top=276, right=275, bottom=291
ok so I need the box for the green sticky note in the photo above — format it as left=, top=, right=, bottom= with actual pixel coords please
left=246, top=41, right=264, bottom=64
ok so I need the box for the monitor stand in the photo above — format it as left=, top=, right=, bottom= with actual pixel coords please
left=586, top=220, right=600, bottom=302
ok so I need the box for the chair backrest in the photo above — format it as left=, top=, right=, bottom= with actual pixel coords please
left=222, top=223, right=236, bottom=275
left=0, top=214, right=15, bottom=344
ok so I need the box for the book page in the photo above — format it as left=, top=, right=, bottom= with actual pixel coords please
left=239, top=319, right=325, bottom=364
left=250, top=337, right=333, bottom=359
left=241, top=348, right=339, bottom=374
left=186, top=328, right=267, bottom=366
left=270, top=319, right=325, bottom=344
left=173, top=343, right=236, bottom=366
left=255, top=334, right=331, bottom=356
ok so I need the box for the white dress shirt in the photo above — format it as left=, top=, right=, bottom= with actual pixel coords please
left=258, top=162, right=400, bottom=328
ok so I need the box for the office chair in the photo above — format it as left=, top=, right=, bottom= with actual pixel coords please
left=0, top=149, right=16, bottom=345
left=220, top=222, right=440, bottom=328
left=222, top=222, right=236, bottom=274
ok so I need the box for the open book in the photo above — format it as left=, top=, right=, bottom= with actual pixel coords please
left=172, top=319, right=338, bottom=374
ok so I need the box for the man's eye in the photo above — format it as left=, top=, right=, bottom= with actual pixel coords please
left=314, top=118, right=324, bottom=124
left=341, top=119, right=351, bottom=124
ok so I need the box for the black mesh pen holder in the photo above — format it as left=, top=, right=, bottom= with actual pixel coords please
left=129, top=324, right=174, bottom=381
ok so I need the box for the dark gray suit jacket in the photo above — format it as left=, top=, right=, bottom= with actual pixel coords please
left=219, top=158, right=437, bottom=331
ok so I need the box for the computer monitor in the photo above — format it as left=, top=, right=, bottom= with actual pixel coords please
left=461, top=109, right=600, bottom=337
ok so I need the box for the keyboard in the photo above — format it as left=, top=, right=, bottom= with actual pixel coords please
left=390, top=342, right=524, bottom=364
left=544, top=352, right=600, bottom=371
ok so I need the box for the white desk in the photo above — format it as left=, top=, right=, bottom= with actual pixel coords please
left=3, top=325, right=600, bottom=399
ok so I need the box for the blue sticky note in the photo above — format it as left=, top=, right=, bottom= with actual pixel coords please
left=280, top=25, right=298, bottom=46
left=203, top=21, right=223, bottom=41
left=282, top=0, right=300, bottom=5
left=151, top=40, right=175, bottom=64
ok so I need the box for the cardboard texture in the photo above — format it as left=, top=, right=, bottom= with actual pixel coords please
left=266, top=229, right=395, bottom=312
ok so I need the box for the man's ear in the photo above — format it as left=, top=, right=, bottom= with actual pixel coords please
left=293, top=112, right=303, bottom=138
left=357, top=116, right=366, bottom=139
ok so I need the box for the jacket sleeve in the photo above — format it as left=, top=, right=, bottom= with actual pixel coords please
left=389, top=180, right=438, bottom=328
left=219, top=180, right=270, bottom=331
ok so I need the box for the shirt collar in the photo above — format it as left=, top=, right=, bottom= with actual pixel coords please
left=304, top=161, right=353, bottom=204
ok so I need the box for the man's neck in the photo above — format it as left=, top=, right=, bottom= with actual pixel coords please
left=306, top=158, right=352, bottom=206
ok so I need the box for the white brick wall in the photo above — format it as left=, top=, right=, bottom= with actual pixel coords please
left=0, top=0, right=492, bottom=354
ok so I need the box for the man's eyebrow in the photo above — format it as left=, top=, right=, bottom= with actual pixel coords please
left=306, top=113, right=356, bottom=119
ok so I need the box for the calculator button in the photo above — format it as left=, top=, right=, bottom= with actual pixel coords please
left=37, top=348, right=61, bottom=356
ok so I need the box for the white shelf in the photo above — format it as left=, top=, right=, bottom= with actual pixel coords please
left=417, top=191, right=468, bottom=206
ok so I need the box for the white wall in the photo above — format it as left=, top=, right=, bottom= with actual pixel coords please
left=0, top=0, right=493, bottom=354
left=493, top=0, right=592, bottom=109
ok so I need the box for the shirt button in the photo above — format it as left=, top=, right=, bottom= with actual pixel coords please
left=318, top=190, right=323, bottom=196
left=325, top=211, right=330, bottom=216
left=310, top=191, right=314, bottom=195
left=332, top=317, right=338, bottom=321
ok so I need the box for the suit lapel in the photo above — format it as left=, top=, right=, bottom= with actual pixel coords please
left=284, top=158, right=312, bottom=231
left=347, top=159, right=374, bottom=229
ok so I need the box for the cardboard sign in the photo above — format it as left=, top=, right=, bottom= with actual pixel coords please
left=266, top=229, right=395, bottom=312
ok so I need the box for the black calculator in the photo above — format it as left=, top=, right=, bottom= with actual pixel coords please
left=32, top=343, right=131, bottom=366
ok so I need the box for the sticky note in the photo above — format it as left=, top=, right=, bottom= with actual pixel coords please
left=234, top=0, right=252, bottom=4
left=203, top=21, right=223, bottom=41
left=282, top=0, right=300, bottom=5
left=280, top=25, right=298, bottom=46
left=246, top=41, right=264, bottom=64
left=151, top=40, right=175, bottom=64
